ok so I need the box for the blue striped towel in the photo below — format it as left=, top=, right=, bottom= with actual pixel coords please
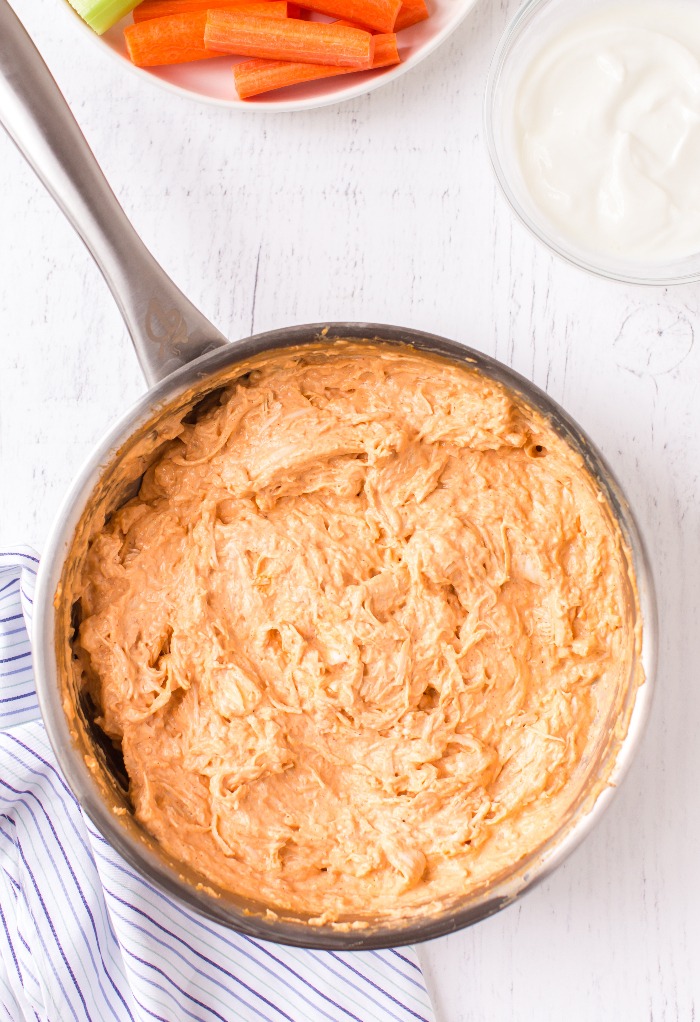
left=0, top=548, right=435, bottom=1022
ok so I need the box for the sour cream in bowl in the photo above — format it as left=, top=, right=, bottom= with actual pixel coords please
left=485, top=0, right=700, bottom=284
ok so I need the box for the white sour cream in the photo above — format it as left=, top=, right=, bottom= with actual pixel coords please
left=515, top=1, right=700, bottom=263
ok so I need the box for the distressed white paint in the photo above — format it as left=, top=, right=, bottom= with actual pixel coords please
left=1, top=0, right=697, bottom=1018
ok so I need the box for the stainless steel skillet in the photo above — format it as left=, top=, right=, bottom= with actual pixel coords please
left=0, top=0, right=656, bottom=950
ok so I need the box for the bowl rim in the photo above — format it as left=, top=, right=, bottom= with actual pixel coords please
left=60, top=0, right=480, bottom=112
left=483, top=0, right=700, bottom=286
left=33, top=323, right=657, bottom=949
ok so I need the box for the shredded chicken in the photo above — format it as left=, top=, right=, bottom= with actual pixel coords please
left=74, top=345, right=634, bottom=921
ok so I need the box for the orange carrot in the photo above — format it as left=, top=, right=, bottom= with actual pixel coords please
left=294, top=0, right=399, bottom=32
left=214, top=2, right=288, bottom=13
left=221, top=1, right=287, bottom=11
left=125, top=12, right=215, bottom=64
left=331, top=19, right=399, bottom=46
left=393, top=0, right=428, bottom=31
left=205, top=11, right=374, bottom=66
left=233, top=30, right=398, bottom=97
left=133, top=0, right=278, bottom=22
left=367, top=29, right=398, bottom=62
left=125, top=6, right=287, bottom=65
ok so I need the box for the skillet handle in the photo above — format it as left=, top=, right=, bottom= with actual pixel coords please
left=0, top=0, right=228, bottom=385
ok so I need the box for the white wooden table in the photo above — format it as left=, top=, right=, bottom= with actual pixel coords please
left=1, top=0, right=697, bottom=1017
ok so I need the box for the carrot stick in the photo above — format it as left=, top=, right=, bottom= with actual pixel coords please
left=125, top=12, right=214, bottom=64
left=219, top=1, right=287, bottom=12
left=294, top=0, right=399, bottom=33
left=228, top=2, right=288, bottom=14
left=233, top=31, right=398, bottom=98
left=332, top=18, right=402, bottom=58
left=211, top=2, right=287, bottom=13
left=393, top=0, right=428, bottom=31
left=367, top=30, right=398, bottom=63
left=133, top=0, right=278, bottom=20
left=125, top=6, right=288, bottom=64
left=205, top=11, right=374, bottom=66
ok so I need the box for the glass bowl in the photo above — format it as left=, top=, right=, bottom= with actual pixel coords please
left=484, top=0, right=700, bottom=285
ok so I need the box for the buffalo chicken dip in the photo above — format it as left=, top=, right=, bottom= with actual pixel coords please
left=73, top=345, right=637, bottom=922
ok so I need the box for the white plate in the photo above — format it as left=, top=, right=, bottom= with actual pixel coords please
left=64, top=0, right=479, bottom=110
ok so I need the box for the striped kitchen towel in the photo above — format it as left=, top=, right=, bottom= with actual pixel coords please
left=0, top=548, right=436, bottom=1022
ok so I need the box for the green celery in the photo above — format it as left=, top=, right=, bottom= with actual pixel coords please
left=67, top=0, right=140, bottom=34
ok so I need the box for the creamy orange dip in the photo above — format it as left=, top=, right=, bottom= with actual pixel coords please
left=74, top=345, right=635, bottom=922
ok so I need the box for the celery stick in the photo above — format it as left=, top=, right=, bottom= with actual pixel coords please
left=66, top=0, right=140, bottom=34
